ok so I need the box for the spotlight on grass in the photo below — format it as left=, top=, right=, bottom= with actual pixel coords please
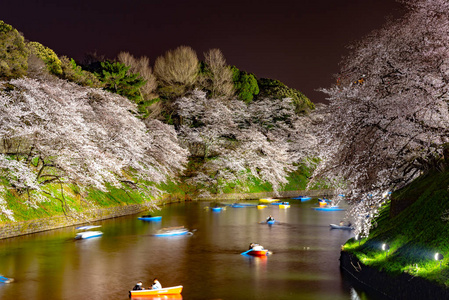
left=435, top=252, right=444, bottom=269
left=382, top=243, right=390, bottom=257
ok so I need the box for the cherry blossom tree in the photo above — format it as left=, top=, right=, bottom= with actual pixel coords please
left=0, top=77, right=188, bottom=218
left=313, top=0, right=449, bottom=237
left=175, top=90, right=317, bottom=197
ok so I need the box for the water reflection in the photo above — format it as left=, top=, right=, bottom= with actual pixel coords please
left=0, top=200, right=389, bottom=299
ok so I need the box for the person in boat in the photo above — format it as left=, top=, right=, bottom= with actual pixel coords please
left=151, top=278, right=162, bottom=290
left=133, top=281, right=145, bottom=290
left=339, top=220, right=344, bottom=226
left=266, top=215, right=274, bottom=222
left=347, top=221, right=352, bottom=227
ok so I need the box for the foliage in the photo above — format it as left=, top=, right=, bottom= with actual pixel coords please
left=117, top=52, right=158, bottom=100
left=344, top=169, right=449, bottom=286
left=27, top=41, right=62, bottom=76
left=0, top=20, right=29, bottom=79
left=231, top=66, right=259, bottom=102
left=312, top=0, right=449, bottom=237
left=258, top=78, right=314, bottom=114
left=59, top=56, right=103, bottom=88
left=94, top=60, right=146, bottom=101
left=199, top=49, right=234, bottom=98
left=154, top=46, right=199, bottom=98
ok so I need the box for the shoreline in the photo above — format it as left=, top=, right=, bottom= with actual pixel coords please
left=340, top=251, right=449, bottom=299
left=0, top=189, right=330, bottom=240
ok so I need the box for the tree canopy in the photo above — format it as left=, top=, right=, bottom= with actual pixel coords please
left=313, top=0, right=449, bottom=237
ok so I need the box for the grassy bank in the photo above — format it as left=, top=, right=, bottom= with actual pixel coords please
left=343, top=169, right=449, bottom=287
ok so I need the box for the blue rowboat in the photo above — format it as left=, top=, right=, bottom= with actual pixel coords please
left=138, top=215, right=162, bottom=221
left=0, top=275, right=14, bottom=283
left=75, top=231, right=103, bottom=239
left=231, top=203, right=257, bottom=208
left=75, top=225, right=101, bottom=230
left=313, top=206, right=345, bottom=211
left=291, top=196, right=311, bottom=201
left=267, top=219, right=275, bottom=225
left=318, top=198, right=331, bottom=203
left=271, top=202, right=289, bottom=205
left=211, top=207, right=223, bottom=212
left=153, top=227, right=190, bottom=237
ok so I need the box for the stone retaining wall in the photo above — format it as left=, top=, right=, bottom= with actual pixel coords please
left=340, top=251, right=449, bottom=299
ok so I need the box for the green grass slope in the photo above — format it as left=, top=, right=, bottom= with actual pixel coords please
left=344, top=170, right=449, bottom=286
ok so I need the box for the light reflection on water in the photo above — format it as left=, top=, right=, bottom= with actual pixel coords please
left=0, top=200, right=387, bottom=299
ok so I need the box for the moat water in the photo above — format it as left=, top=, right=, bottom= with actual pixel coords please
left=0, top=199, right=387, bottom=299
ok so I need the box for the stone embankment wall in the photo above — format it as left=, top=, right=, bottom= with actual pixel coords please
left=340, top=251, right=449, bottom=299
left=0, top=189, right=329, bottom=240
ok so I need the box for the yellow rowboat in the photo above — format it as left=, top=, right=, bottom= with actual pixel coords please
left=130, top=286, right=183, bottom=297
left=279, top=204, right=290, bottom=209
left=257, top=204, right=267, bottom=209
left=259, top=198, right=280, bottom=203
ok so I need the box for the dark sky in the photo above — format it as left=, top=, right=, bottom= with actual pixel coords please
left=2, top=0, right=405, bottom=103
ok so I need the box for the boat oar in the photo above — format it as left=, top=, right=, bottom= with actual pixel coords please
left=241, top=249, right=252, bottom=255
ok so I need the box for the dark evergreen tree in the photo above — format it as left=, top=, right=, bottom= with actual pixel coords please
left=95, top=61, right=146, bottom=101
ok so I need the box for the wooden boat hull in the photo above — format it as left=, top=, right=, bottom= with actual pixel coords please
left=138, top=216, right=162, bottom=221
left=130, top=285, right=183, bottom=297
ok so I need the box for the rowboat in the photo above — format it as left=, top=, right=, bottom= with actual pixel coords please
left=279, top=204, right=290, bottom=209
left=211, top=207, right=224, bottom=212
left=231, top=203, right=257, bottom=208
left=153, top=227, right=190, bottom=237
left=242, top=244, right=269, bottom=256
left=313, top=206, right=345, bottom=211
left=0, top=275, right=14, bottom=283
left=75, top=231, right=103, bottom=239
left=267, top=219, right=275, bottom=225
left=257, top=204, right=267, bottom=209
left=138, top=215, right=162, bottom=221
left=259, top=198, right=280, bottom=203
left=129, top=285, right=183, bottom=297
left=291, top=196, right=312, bottom=201
left=318, top=198, right=331, bottom=203
left=75, top=225, right=101, bottom=230
left=271, top=201, right=288, bottom=205
left=330, top=224, right=354, bottom=230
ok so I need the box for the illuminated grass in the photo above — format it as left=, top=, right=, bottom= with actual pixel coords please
left=344, top=169, right=449, bottom=285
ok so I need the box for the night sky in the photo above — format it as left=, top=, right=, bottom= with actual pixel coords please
left=2, top=0, right=405, bottom=103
